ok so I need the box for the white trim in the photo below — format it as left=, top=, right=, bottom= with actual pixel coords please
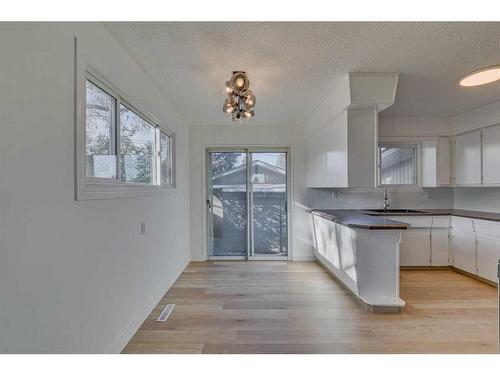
left=208, top=256, right=247, bottom=261
left=74, top=37, right=176, bottom=201
left=106, top=257, right=189, bottom=354
left=292, top=254, right=317, bottom=261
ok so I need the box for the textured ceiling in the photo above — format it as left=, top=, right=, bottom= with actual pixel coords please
left=104, top=22, right=500, bottom=126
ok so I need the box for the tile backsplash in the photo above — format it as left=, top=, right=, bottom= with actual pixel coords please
left=454, top=187, right=500, bottom=213
left=307, top=187, right=454, bottom=210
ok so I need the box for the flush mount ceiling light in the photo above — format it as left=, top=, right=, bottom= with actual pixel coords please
left=460, top=65, right=500, bottom=87
left=222, top=71, right=256, bottom=121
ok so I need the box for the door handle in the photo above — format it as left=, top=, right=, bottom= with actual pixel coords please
left=206, top=199, right=211, bottom=209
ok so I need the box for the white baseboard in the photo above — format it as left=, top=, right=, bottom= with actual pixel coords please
left=190, top=255, right=206, bottom=262
left=292, top=252, right=316, bottom=261
left=106, top=257, right=190, bottom=354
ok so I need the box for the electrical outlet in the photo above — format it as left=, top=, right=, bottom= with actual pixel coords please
left=140, top=222, right=146, bottom=235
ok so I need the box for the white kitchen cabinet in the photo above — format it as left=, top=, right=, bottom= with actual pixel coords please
left=400, top=229, right=431, bottom=266
left=473, top=219, right=500, bottom=283
left=453, top=131, right=482, bottom=186
left=421, top=138, right=451, bottom=187
left=476, top=234, right=500, bottom=282
left=437, top=137, right=451, bottom=186
left=481, top=124, right=500, bottom=186
left=431, top=216, right=451, bottom=266
left=385, top=216, right=432, bottom=266
left=431, top=229, right=450, bottom=266
left=421, top=140, right=437, bottom=187
left=393, top=215, right=449, bottom=267
left=451, top=216, right=476, bottom=274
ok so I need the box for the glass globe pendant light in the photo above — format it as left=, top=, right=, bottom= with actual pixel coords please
left=222, top=71, right=255, bottom=122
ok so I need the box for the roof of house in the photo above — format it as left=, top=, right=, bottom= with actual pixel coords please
left=212, top=160, right=285, bottom=180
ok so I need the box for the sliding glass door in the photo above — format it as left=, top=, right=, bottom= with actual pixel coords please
left=207, top=151, right=248, bottom=257
left=249, top=152, right=288, bottom=257
left=207, top=150, right=288, bottom=259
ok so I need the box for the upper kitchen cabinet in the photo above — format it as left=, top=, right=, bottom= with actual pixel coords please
left=306, top=73, right=398, bottom=188
left=481, top=124, right=500, bottom=186
left=453, top=131, right=482, bottom=186
left=421, top=137, right=451, bottom=187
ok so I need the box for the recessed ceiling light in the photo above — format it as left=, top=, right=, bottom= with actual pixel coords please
left=460, top=65, right=500, bottom=87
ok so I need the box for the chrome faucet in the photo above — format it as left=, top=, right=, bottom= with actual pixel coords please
left=383, top=188, right=390, bottom=210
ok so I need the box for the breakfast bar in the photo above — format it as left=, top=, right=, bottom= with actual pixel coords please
left=309, top=209, right=409, bottom=312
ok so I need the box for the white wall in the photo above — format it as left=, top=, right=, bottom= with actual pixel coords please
left=454, top=187, right=500, bottom=212
left=0, top=23, right=190, bottom=353
left=189, top=124, right=314, bottom=261
left=379, top=116, right=452, bottom=137
left=452, top=100, right=500, bottom=134
left=303, top=76, right=350, bottom=140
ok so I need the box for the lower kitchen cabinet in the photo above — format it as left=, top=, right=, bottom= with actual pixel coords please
left=474, top=219, right=500, bottom=283
left=451, top=226, right=477, bottom=275
left=400, top=229, right=431, bottom=266
left=476, top=234, right=500, bottom=282
left=431, top=228, right=450, bottom=266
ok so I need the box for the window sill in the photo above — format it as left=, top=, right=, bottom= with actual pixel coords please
left=76, top=179, right=174, bottom=200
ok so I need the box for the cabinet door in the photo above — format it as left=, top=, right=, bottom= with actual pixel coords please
left=476, top=234, right=500, bottom=282
left=421, top=140, right=437, bottom=187
left=454, top=132, right=482, bottom=186
left=482, top=125, right=500, bottom=185
left=451, top=228, right=477, bottom=274
left=400, top=229, right=431, bottom=266
left=437, top=137, right=451, bottom=186
left=431, top=228, right=450, bottom=266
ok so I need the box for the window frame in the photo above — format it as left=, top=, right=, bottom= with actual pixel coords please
left=377, top=142, right=420, bottom=187
left=75, top=50, right=175, bottom=200
left=118, top=99, right=160, bottom=186
left=157, top=128, right=175, bottom=188
left=84, top=73, right=120, bottom=184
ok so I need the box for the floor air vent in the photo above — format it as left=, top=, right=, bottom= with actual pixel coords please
left=157, top=304, right=175, bottom=322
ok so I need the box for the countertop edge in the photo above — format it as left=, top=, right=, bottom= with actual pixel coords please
left=308, top=208, right=500, bottom=230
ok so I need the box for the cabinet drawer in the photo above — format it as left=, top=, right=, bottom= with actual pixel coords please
left=473, top=219, right=500, bottom=237
left=451, top=216, right=474, bottom=231
left=432, top=216, right=451, bottom=228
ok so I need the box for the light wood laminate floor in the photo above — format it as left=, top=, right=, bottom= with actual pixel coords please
left=122, top=261, right=498, bottom=354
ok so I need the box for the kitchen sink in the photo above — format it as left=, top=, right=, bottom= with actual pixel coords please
left=366, top=209, right=427, bottom=213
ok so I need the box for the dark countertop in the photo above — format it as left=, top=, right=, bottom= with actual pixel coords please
left=308, top=208, right=500, bottom=230
left=309, top=209, right=410, bottom=230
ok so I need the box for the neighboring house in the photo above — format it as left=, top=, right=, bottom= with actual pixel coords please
left=211, top=160, right=287, bottom=255
left=212, top=160, right=286, bottom=191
